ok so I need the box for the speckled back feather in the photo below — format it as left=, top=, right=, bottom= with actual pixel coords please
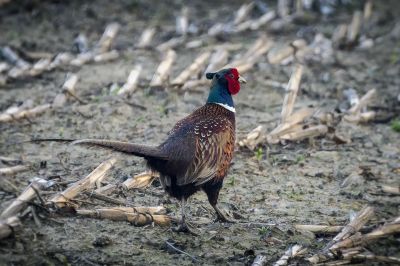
left=150, top=103, right=235, bottom=188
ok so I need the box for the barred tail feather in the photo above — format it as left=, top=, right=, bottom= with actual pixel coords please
left=72, top=139, right=168, bottom=160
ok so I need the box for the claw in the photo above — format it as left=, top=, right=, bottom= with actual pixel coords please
left=213, top=205, right=236, bottom=223
left=172, top=221, right=199, bottom=236
left=172, top=198, right=200, bottom=235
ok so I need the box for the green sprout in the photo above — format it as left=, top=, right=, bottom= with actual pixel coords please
left=258, top=226, right=270, bottom=237
left=227, top=176, right=235, bottom=186
left=295, top=154, right=305, bottom=164
left=255, top=147, right=263, bottom=161
left=391, top=119, right=400, bottom=133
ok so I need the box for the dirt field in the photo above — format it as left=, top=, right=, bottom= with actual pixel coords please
left=0, top=1, right=399, bottom=265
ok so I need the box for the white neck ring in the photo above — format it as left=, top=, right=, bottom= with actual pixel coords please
left=216, top=103, right=236, bottom=113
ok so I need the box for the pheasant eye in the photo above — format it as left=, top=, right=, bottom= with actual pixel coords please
left=229, top=73, right=234, bottom=78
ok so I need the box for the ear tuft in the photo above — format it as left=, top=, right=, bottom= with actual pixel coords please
left=206, top=72, right=216, bottom=80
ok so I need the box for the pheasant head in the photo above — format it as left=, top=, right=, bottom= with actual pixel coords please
left=206, top=68, right=246, bottom=112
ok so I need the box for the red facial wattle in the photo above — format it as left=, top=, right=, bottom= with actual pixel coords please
left=225, top=68, right=241, bottom=95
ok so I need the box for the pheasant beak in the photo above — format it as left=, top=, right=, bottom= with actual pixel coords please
left=238, top=75, right=247, bottom=84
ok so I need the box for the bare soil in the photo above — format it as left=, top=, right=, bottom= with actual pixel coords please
left=0, top=1, right=399, bottom=265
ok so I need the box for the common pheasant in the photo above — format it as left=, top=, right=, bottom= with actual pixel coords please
left=40, top=68, right=245, bottom=232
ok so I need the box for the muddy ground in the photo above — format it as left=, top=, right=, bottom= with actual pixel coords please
left=0, top=0, right=399, bottom=265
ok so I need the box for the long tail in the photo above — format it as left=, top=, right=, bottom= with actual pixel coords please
left=71, top=139, right=168, bottom=160
left=28, top=138, right=168, bottom=160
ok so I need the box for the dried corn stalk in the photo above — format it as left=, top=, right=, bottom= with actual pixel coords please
left=176, top=7, right=189, bottom=35
left=225, top=35, right=273, bottom=73
left=347, top=11, right=363, bottom=45
left=53, top=74, right=80, bottom=107
left=118, top=65, right=142, bottom=95
left=205, top=48, right=229, bottom=73
left=363, top=0, right=373, bottom=21
left=93, top=184, right=116, bottom=195
left=307, top=206, right=375, bottom=264
left=0, top=216, right=21, bottom=240
left=277, top=0, right=290, bottom=18
left=185, top=39, right=203, bottom=49
left=2, top=46, right=31, bottom=78
left=0, top=104, right=51, bottom=123
left=76, top=207, right=171, bottom=226
left=268, top=45, right=295, bottom=65
left=81, top=206, right=165, bottom=215
left=171, top=51, right=211, bottom=86
left=0, top=62, right=9, bottom=73
left=62, top=74, right=79, bottom=95
left=92, top=171, right=159, bottom=195
left=157, top=37, right=185, bottom=52
left=329, top=206, right=375, bottom=246
left=150, top=49, right=176, bottom=88
left=48, top=158, right=117, bottom=208
left=279, top=124, right=328, bottom=141
left=48, top=52, right=73, bottom=69
left=252, top=255, right=267, bottom=266
left=136, top=28, right=156, bottom=49
left=281, top=66, right=303, bottom=123
left=208, top=23, right=231, bottom=37
left=236, top=10, right=276, bottom=32
left=332, top=24, right=348, bottom=48
left=270, top=108, right=313, bottom=137
left=29, top=58, right=51, bottom=76
left=93, top=50, right=119, bottom=62
left=273, top=245, right=307, bottom=266
left=267, top=39, right=307, bottom=65
left=379, top=184, right=400, bottom=195
left=122, top=171, right=159, bottom=190
left=0, top=75, right=7, bottom=85
left=1, top=46, right=30, bottom=69
left=238, top=125, right=266, bottom=150
left=0, top=165, right=30, bottom=176
left=234, top=2, right=255, bottom=25
left=344, top=88, right=376, bottom=123
left=95, top=23, right=120, bottom=53
left=0, top=178, right=54, bottom=219
left=330, top=222, right=400, bottom=251
left=295, top=224, right=348, bottom=234
left=70, top=52, right=94, bottom=66
left=266, top=65, right=327, bottom=144
left=240, top=65, right=326, bottom=149
left=182, top=79, right=210, bottom=91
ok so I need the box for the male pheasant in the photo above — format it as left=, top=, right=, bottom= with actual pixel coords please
left=42, top=68, right=245, bottom=232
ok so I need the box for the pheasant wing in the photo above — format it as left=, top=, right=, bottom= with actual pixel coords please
left=177, top=121, right=235, bottom=186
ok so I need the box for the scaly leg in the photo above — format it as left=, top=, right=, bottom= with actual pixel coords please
left=212, top=204, right=235, bottom=223
left=203, top=180, right=236, bottom=223
left=173, top=199, right=199, bottom=235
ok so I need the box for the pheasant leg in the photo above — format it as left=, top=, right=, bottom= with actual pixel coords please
left=173, top=199, right=199, bottom=235
left=213, top=204, right=235, bottom=223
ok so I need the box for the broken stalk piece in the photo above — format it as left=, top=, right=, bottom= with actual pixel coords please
left=118, top=65, right=142, bottom=96
left=52, top=74, right=83, bottom=107
left=273, top=244, right=307, bottom=266
left=76, top=206, right=172, bottom=226
left=122, top=171, right=159, bottom=190
left=0, top=216, right=21, bottom=240
left=0, top=165, right=30, bottom=176
left=171, top=51, right=211, bottom=86
left=150, top=49, right=177, bottom=88
left=0, top=178, right=54, bottom=219
left=48, top=158, right=117, bottom=209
